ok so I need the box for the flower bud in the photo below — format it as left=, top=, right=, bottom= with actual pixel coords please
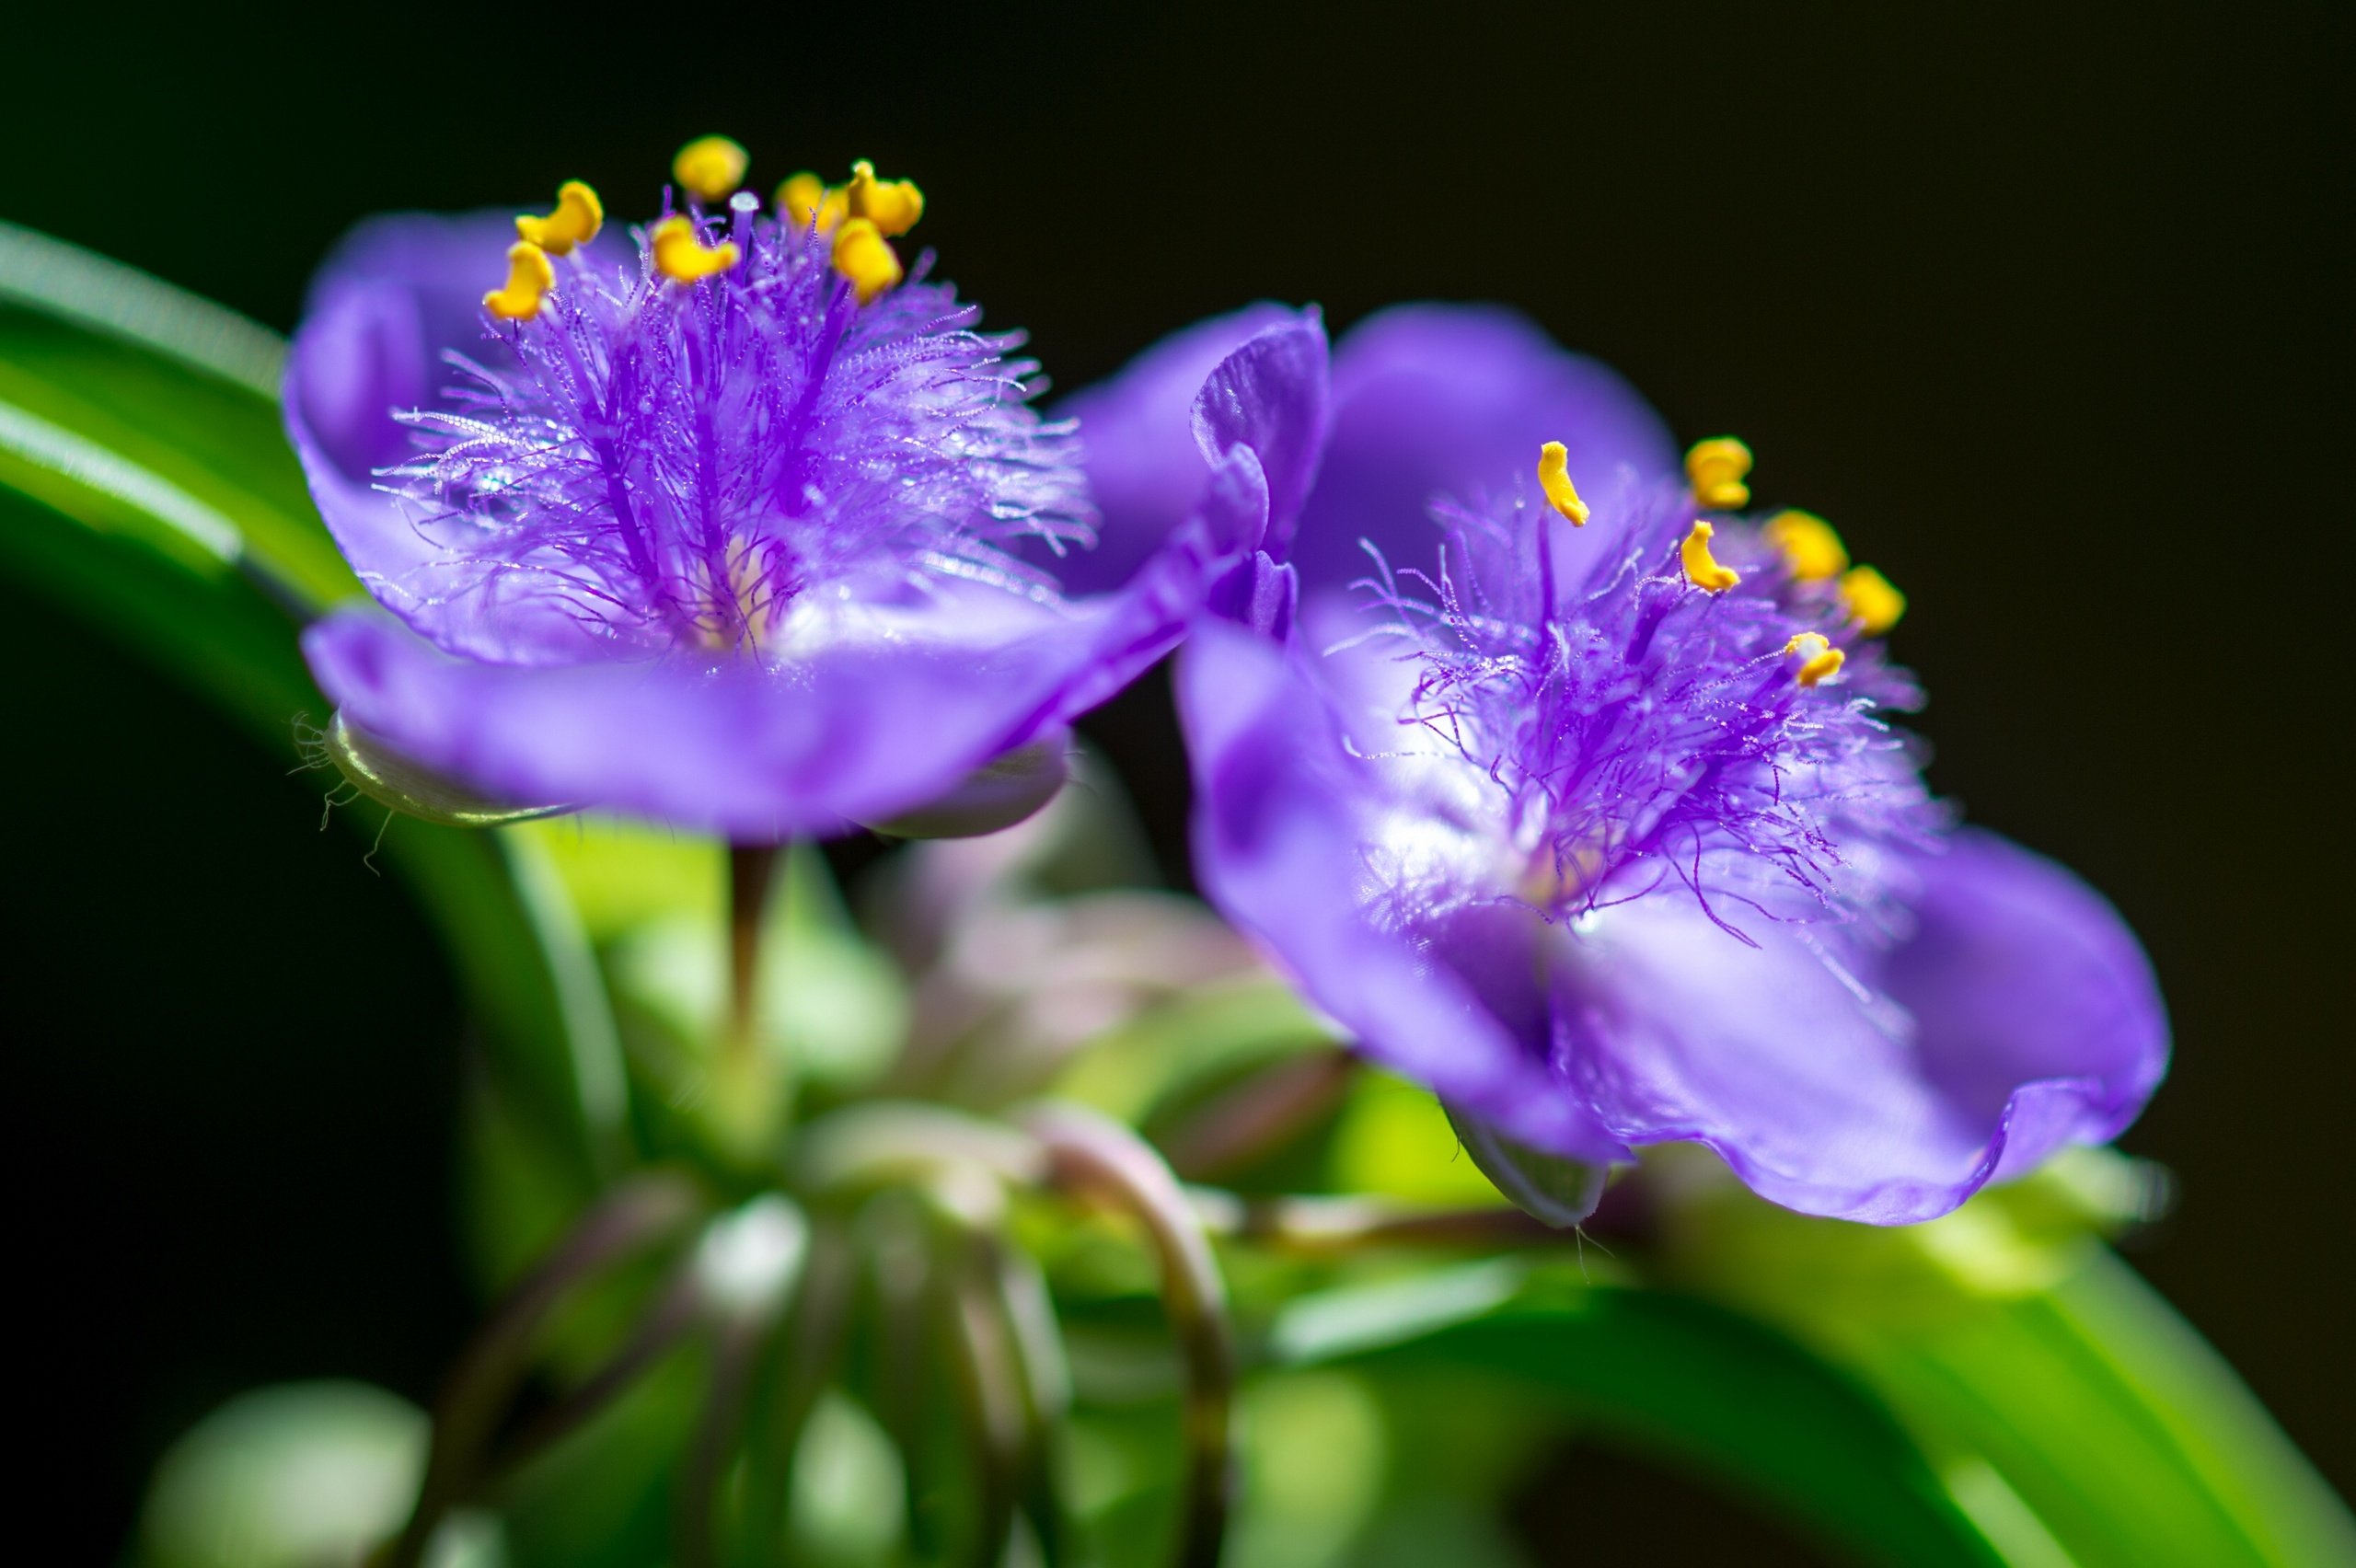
left=318, top=709, right=570, bottom=827
left=860, top=733, right=1069, bottom=840
left=1445, top=1104, right=1606, bottom=1228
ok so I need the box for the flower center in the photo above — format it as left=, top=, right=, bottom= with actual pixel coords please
left=1375, top=441, right=1923, bottom=926
left=387, top=141, right=1086, bottom=666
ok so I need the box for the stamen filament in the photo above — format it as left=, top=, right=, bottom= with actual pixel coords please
left=674, top=135, right=750, bottom=203
left=1680, top=520, right=1741, bottom=593
left=516, top=181, right=604, bottom=255
left=831, top=217, right=902, bottom=303
left=1784, top=631, right=1845, bottom=686
left=778, top=172, right=849, bottom=233
left=482, top=242, right=556, bottom=320
left=1536, top=441, right=1590, bottom=525
left=653, top=216, right=740, bottom=282
left=844, top=159, right=925, bottom=236
left=1686, top=436, right=1753, bottom=509
left=1763, top=509, right=1848, bottom=580
left=1840, top=564, right=1906, bottom=635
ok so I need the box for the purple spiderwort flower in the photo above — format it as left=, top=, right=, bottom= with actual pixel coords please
left=287, top=146, right=1274, bottom=836
left=1074, top=304, right=2167, bottom=1224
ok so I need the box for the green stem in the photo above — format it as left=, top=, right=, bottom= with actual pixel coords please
left=675, top=1309, right=774, bottom=1568
left=977, top=1226, right=1073, bottom=1566
left=375, top=1175, right=702, bottom=1568
left=1025, top=1105, right=1234, bottom=1568
left=726, top=841, right=780, bottom=1064
left=743, top=1223, right=856, bottom=1568
left=487, top=1267, right=702, bottom=1476
left=945, top=1243, right=1026, bottom=1568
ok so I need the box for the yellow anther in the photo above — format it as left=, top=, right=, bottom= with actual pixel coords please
left=1762, top=509, right=1848, bottom=581
left=844, top=159, right=924, bottom=237
left=1840, top=564, right=1907, bottom=635
left=1686, top=436, right=1753, bottom=510
left=1536, top=441, right=1589, bottom=525
left=482, top=241, right=556, bottom=321
left=1680, top=520, right=1742, bottom=593
left=831, top=217, right=903, bottom=304
left=673, top=135, right=749, bottom=202
left=1784, top=632, right=1846, bottom=687
left=777, top=171, right=849, bottom=233
left=515, top=180, right=604, bottom=256
left=651, top=216, right=740, bottom=283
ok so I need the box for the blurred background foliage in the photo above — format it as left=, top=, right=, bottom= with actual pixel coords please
left=1, top=3, right=2348, bottom=1563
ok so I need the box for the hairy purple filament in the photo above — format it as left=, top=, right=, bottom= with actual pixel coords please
left=387, top=201, right=1090, bottom=665
left=1354, top=485, right=1934, bottom=939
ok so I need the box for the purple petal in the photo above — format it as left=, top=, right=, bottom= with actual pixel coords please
left=288, top=213, right=524, bottom=478
left=284, top=212, right=625, bottom=663
left=1556, top=899, right=2010, bottom=1223
left=1885, top=829, right=2169, bottom=1181
left=1189, top=313, right=1331, bottom=555
left=1178, top=623, right=1628, bottom=1162
left=1203, top=552, right=1299, bottom=641
left=1288, top=304, right=1679, bottom=601
left=1558, top=844, right=2165, bottom=1222
left=1053, top=305, right=1311, bottom=594
left=306, top=588, right=1126, bottom=837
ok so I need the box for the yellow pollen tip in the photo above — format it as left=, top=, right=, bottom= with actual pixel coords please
left=1784, top=632, right=1846, bottom=687
left=844, top=158, right=925, bottom=237
left=515, top=180, right=603, bottom=256
left=651, top=216, right=740, bottom=283
left=831, top=217, right=903, bottom=304
left=673, top=135, right=749, bottom=203
left=1840, top=564, right=1907, bottom=635
left=1680, top=520, right=1742, bottom=593
left=777, top=171, right=849, bottom=233
left=482, top=241, right=556, bottom=321
left=1762, top=509, right=1848, bottom=581
left=1536, top=441, right=1589, bottom=525
left=1686, top=436, right=1753, bottom=510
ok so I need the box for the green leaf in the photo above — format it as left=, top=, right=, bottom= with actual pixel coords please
left=0, top=229, right=627, bottom=1216
left=136, top=1381, right=427, bottom=1568
left=1666, top=1155, right=2356, bottom=1567
left=0, top=224, right=359, bottom=610
left=1265, top=1261, right=2007, bottom=1568
left=0, top=220, right=284, bottom=394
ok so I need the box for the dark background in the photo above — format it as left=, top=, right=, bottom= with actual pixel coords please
left=5, top=2, right=2346, bottom=1558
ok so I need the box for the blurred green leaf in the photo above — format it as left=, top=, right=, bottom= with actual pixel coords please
left=1266, top=1261, right=2007, bottom=1568
left=603, top=846, right=908, bottom=1117
left=0, top=221, right=285, bottom=393
left=522, top=814, right=725, bottom=944
left=498, top=1350, right=707, bottom=1568
left=0, top=225, right=358, bottom=609
left=137, top=1381, right=424, bottom=1568
left=1326, top=1070, right=1512, bottom=1209
left=1668, top=1157, right=2356, bottom=1568
left=136, top=1381, right=505, bottom=1568
left=0, top=230, right=626, bottom=1218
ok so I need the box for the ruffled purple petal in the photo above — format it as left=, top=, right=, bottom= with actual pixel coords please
left=284, top=212, right=625, bottom=664
left=1189, top=314, right=1330, bottom=556
left=1555, top=836, right=2165, bottom=1223
left=1884, top=829, right=2169, bottom=1182
left=1178, top=622, right=1628, bottom=1162
left=1054, top=304, right=1308, bottom=594
left=1287, top=304, right=1678, bottom=601
left=306, top=589, right=1129, bottom=837
left=289, top=212, right=518, bottom=480
left=1555, top=899, right=2000, bottom=1222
